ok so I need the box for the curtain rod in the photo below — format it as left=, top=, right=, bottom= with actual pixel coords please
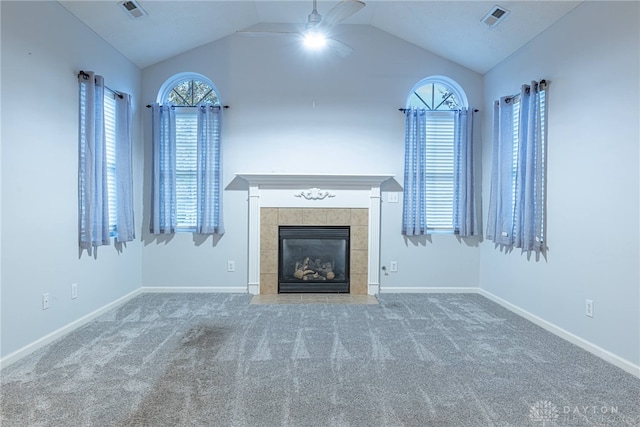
left=399, top=108, right=479, bottom=113
left=501, top=79, right=548, bottom=103
left=77, top=71, right=123, bottom=99
left=146, top=104, right=230, bottom=109
left=401, top=79, right=548, bottom=112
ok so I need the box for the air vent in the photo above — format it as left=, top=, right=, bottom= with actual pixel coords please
left=481, top=5, right=510, bottom=28
left=119, top=0, right=148, bottom=19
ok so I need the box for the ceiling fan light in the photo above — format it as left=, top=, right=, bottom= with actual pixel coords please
left=303, top=31, right=327, bottom=49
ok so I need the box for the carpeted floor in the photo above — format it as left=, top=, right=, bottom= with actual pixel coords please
left=1, top=293, right=639, bottom=426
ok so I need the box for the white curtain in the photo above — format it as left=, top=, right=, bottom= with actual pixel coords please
left=453, top=108, right=478, bottom=237
left=150, top=103, right=177, bottom=234
left=487, top=81, right=547, bottom=253
left=487, top=96, right=515, bottom=246
left=78, top=72, right=110, bottom=249
left=114, top=93, right=135, bottom=243
left=402, top=108, right=427, bottom=235
left=196, top=105, right=225, bottom=235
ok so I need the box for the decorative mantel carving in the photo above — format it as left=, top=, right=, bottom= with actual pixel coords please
left=294, top=188, right=336, bottom=200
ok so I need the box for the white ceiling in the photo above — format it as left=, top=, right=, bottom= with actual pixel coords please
left=58, top=0, right=582, bottom=74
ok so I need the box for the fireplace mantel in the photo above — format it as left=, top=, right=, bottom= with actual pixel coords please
left=235, top=173, right=395, bottom=189
left=234, top=173, right=396, bottom=295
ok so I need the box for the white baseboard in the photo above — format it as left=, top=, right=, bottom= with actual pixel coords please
left=0, top=288, right=143, bottom=370
left=141, top=286, right=248, bottom=293
left=380, top=286, right=479, bottom=293
left=478, top=289, right=640, bottom=379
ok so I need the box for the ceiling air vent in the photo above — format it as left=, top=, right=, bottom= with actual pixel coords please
left=119, top=0, right=148, bottom=19
left=481, top=5, right=510, bottom=28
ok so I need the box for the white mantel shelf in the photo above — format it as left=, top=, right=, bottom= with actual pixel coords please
left=235, top=173, right=395, bottom=188
left=235, top=173, right=396, bottom=296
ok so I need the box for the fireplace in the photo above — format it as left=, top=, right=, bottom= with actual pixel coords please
left=233, top=173, right=397, bottom=295
left=279, top=226, right=350, bottom=293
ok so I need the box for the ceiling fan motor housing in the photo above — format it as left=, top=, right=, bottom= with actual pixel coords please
left=307, top=9, right=322, bottom=28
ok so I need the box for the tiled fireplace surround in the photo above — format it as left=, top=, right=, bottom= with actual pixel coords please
left=260, top=207, right=369, bottom=294
left=235, top=174, right=394, bottom=295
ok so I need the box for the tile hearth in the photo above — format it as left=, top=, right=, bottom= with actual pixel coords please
left=249, top=294, right=379, bottom=305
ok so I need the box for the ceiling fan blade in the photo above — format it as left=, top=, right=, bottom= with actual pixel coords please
left=320, top=0, right=365, bottom=29
left=236, top=30, right=300, bottom=39
left=327, top=38, right=354, bottom=58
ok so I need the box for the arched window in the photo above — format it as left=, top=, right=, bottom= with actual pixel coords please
left=402, top=76, right=477, bottom=236
left=158, top=72, right=220, bottom=106
left=407, top=76, right=467, bottom=110
left=150, top=73, right=224, bottom=234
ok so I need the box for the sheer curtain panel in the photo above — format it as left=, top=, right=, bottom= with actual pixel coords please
left=453, top=108, right=478, bottom=237
left=150, top=104, right=177, bottom=234
left=402, top=108, right=427, bottom=236
left=115, top=93, right=135, bottom=242
left=486, top=97, right=515, bottom=246
left=195, top=105, right=224, bottom=235
left=78, top=72, right=110, bottom=249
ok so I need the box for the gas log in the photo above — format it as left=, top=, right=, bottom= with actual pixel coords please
left=293, top=257, right=336, bottom=281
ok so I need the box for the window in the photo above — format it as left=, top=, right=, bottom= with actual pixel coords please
left=164, top=78, right=219, bottom=106
left=78, top=71, right=134, bottom=249
left=161, top=74, right=219, bottom=230
left=151, top=73, right=224, bottom=234
left=487, top=81, right=547, bottom=254
left=402, top=76, right=477, bottom=236
left=407, top=79, right=463, bottom=111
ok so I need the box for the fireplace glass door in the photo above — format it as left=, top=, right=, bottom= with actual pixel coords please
left=279, top=226, right=349, bottom=293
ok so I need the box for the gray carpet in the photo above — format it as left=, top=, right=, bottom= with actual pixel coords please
left=1, top=293, right=639, bottom=426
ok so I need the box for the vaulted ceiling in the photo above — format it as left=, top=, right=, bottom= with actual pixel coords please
left=59, top=0, right=581, bottom=74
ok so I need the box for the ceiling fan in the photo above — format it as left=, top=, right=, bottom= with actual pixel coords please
left=238, top=0, right=366, bottom=57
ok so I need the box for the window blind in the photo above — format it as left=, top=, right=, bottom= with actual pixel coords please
left=424, top=111, right=455, bottom=231
left=175, top=110, right=198, bottom=229
left=104, top=94, right=117, bottom=235
left=538, top=90, right=546, bottom=243
left=511, top=97, right=520, bottom=235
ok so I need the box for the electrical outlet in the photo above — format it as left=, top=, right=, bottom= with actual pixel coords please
left=585, top=299, right=594, bottom=318
left=389, top=261, right=398, bottom=272
left=387, top=193, right=399, bottom=203
left=42, top=293, right=50, bottom=310
left=227, top=261, right=235, bottom=272
left=71, top=283, right=78, bottom=299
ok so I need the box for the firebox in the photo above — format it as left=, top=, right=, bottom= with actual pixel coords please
left=278, top=226, right=350, bottom=293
